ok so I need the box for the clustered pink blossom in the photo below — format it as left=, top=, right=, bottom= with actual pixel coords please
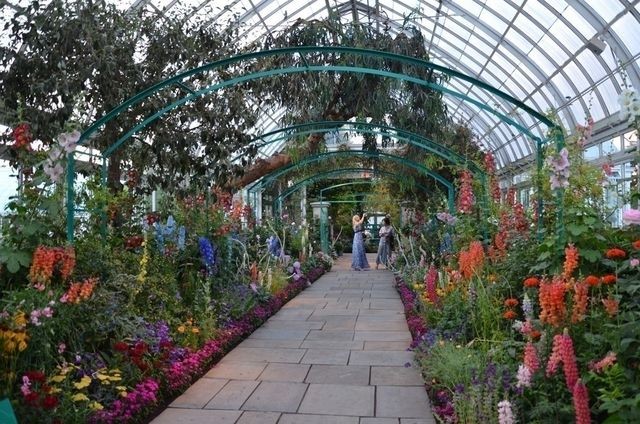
left=457, top=170, right=475, bottom=214
left=588, top=351, right=617, bottom=374
left=622, top=208, right=640, bottom=225
left=484, top=152, right=501, bottom=202
left=91, top=378, right=160, bottom=423
left=516, top=364, right=532, bottom=388
left=573, top=379, right=591, bottom=424
left=546, top=147, right=571, bottom=189
left=524, top=342, right=539, bottom=373
left=497, top=399, right=514, bottom=424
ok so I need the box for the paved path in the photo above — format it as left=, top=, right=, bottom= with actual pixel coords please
left=152, top=254, right=436, bottom=424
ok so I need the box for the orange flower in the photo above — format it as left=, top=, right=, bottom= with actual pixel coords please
left=524, top=277, right=539, bottom=288
left=633, top=240, right=640, bottom=250
left=563, top=244, right=579, bottom=279
left=458, top=241, right=485, bottom=280
left=571, top=282, right=589, bottom=323
left=602, top=297, right=619, bottom=317
left=605, top=248, right=626, bottom=260
left=503, top=310, right=517, bottom=320
left=601, top=274, right=617, bottom=285
left=539, top=277, right=567, bottom=327
left=584, top=275, right=600, bottom=287
left=504, top=298, right=519, bottom=308
left=530, top=330, right=542, bottom=340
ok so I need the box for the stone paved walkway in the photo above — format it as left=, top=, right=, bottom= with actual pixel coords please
left=152, top=253, right=436, bottom=424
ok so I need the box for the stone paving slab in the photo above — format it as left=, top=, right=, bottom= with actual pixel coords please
left=236, top=411, right=281, bottom=424
left=151, top=254, right=435, bottom=424
left=204, top=380, right=259, bottom=410
left=206, top=362, right=266, bottom=380
left=242, top=381, right=308, bottom=412
left=305, top=365, right=370, bottom=385
left=152, top=408, right=242, bottom=423
left=298, top=383, right=375, bottom=416
left=257, top=363, right=311, bottom=382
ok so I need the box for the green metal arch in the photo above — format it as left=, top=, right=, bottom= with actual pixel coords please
left=275, top=168, right=433, bottom=207
left=101, top=65, right=542, bottom=159
left=234, top=120, right=485, bottom=175
left=79, top=46, right=557, bottom=150
left=248, top=151, right=455, bottom=212
left=66, top=46, right=564, bottom=241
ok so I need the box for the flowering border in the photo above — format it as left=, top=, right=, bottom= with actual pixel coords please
left=92, top=266, right=327, bottom=423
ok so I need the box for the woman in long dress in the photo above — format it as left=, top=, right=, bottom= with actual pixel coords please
left=351, top=213, right=370, bottom=271
left=376, top=217, right=393, bottom=269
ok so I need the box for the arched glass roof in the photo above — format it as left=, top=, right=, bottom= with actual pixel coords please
left=4, top=0, right=640, bottom=171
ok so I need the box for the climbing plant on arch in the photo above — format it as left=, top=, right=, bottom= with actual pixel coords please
left=65, top=46, right=564, bottom=241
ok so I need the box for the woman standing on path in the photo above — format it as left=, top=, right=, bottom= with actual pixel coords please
left=351, top=213, right=370, bottom=271
left=376, top=217, right=394, bottom=269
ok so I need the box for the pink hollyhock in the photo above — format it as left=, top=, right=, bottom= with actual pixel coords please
left=622, top=208, right=640, bottom=225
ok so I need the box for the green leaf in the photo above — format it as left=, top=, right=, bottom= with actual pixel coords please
left=566, top=223, right=588, bottom=236
left=620, top=338, right=636, bottom=351
left=581, top=249, right=601, bottom=263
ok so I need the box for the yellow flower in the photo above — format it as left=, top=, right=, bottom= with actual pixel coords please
left=115, top=386, right=127, bottom=391
left=4, top=340, right=16, bottom=352
left=89, top=401, right=104, bottom=411
left=50, top=375, right=66, bottom=383
left=107, top=374, right=122, bottom=382
left=73, top=375, right=91, bottom=389
left=96, top=372, right=109, bottom=381
left=191, top=327, right=200, bottom=334
left=177, top=325, right=186, bottom=333
left=13, top=312, right=27, bottom=328
left=49, top=387, right=62, bottom=394
left=71, top=393, right=90, bottom=402
left=119, top=391, right=128, bottom=398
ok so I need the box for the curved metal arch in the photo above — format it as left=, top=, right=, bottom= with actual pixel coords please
left=247, top=150, right=455, bottom=213
left=100, top=64, right=543, bottom=159
left=239, top=120, right=485, bottom=175
left=274, top=169, right=433, bottom=207
left=77, top=46, right=559, bottom=153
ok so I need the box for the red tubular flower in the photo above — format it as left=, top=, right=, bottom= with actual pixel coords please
left=504, top=298, right=519, bottom=308
left=571, top=282, right=589, bottom=323
left=503, top=310, right=517, bottom=320
left=524, top=277, right=540, bottom=288
left=601, top=274, right=617, bottom=285
left=584, top=275, right=600, bottom=287
left=424, top=265, right=439, bottom=305
left=605, top=248, right=626, bottom=260
left=573, top=379, right=591, bottom=424
left=25, top=371, right=46, bottom=383
left=539, top=277, right=567, bottom=327
left=563, top=244, right=579, bottom=279
left=632, top=240, right=640, bottom=250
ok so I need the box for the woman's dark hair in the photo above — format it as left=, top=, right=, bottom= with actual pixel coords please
left=383, top=217, right=390, bottom=225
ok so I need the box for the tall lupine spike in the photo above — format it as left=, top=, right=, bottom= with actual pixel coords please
left=524, top=342, right=539, bottom=373
left=561, top=329, right=579, bottom=390
left=546, top=333, right=564, bottom=377
left=572, top=379, right=591, bottom=424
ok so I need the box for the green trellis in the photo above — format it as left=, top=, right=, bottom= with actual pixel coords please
left=65, top=46, right=564, bottom=242
left=263, top=167, right=435, bottom=253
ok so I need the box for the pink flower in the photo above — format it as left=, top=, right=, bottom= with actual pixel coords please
left=546, top=334, right=563, bottom=377
left=561, top=331, right=579, bottom=390
left=20, top=376, right=31, bottom=396
left=630, top=258, right=639, bottom=268
left=589, top=351, right=616, bottom=373
left=524, top=342, right=540, bottom=373
left=497, top=399, right=515, bottom=424
left=623, top=208, right=640, bottom=225
left=42, top=307, right=53, bottom=318
left=58, top=342, right=66, bottom=354
left=516, top=364, right=532, bottom=388
left=573, top=379, right=591, bottom=424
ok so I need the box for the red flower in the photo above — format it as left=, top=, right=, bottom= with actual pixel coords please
left=24, top=392, right=39, bottom=406
left=114, top=341, right=129, bottom=352
left=503, top=310, right=517, bottom=320
left=41, top=395, right=59, bottom=410
left=584, top=275, right=600, bottom=287
left=601, top=274, right=617, bottom=285
left=25, top=371, right=46, bottom=383
left=504, top=298, right=519, bottom=308
left=605, top=248, right=626, bottom=260
left=530, top=330, right=542, bottom=340
left=633, top=240, right=640, bottom=250
left=524, top=277, right=539, bottom=288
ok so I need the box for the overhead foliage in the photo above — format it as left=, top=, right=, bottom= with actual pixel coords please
left=0, top=0, right=257, bottom=191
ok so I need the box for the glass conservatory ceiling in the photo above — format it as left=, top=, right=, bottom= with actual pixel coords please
left=127, top=0, right=640, bottom=170
left=5, top=0, right=639, bottom=171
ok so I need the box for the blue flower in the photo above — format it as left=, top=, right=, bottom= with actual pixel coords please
left=164, top=215, right=176, bottom=236
left=177, top=226, right=186, bottom=251
left=267, top=235, right=281, bottom=257
left=199, top=237, right=217, bottom=269
left=155, top=223, right=165, bottom=254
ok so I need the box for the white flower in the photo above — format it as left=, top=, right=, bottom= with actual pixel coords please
left=516, top=364, right=532, bottom=388
left=58, top=130, right=81, bottom=154
left=497, top=399, right=515, bottom=424
left=43, top=161, right=64, bottom=183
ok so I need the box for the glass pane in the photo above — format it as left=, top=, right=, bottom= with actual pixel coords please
left=583, top=144, right=600, bottom=160
left=612, top=14, right=640, bottom=55
left=602, top=137, right=622, bottom=155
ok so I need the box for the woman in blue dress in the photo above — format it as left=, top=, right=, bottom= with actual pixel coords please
left=351, top=213, right=370, bottom=271
left=376, top=217, right=393, bottom=269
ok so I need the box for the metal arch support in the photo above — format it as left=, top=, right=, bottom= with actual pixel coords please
left=66, top=46, right=564, bottom=241
left=275, top=169, right=434, bottom=206
left=238, top=120, right=485, bottom=175
left=248, top=151, right=455, bottom=213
